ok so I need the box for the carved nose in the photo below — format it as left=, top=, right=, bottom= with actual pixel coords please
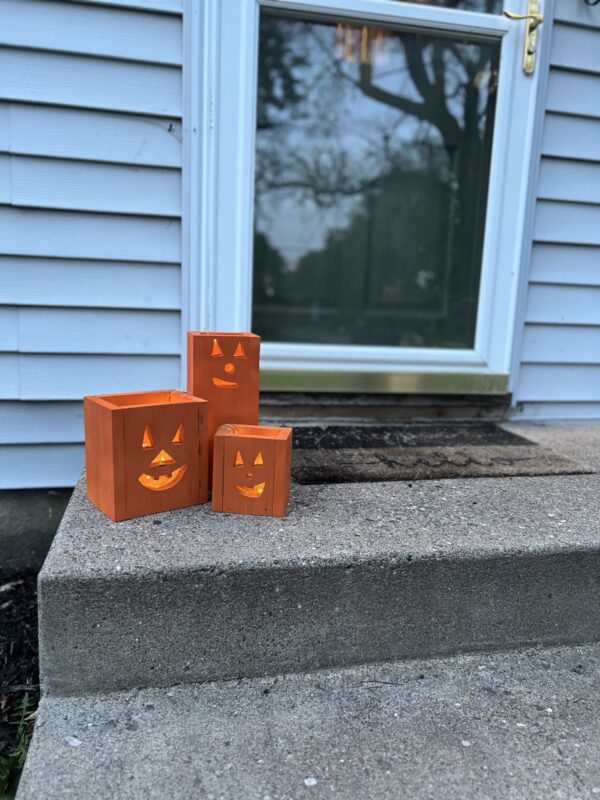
left=246, top=472, right=253, bottom=479
left=224, top=362, right=235, bottom=374
left=150, top=449, right=175, bottom=467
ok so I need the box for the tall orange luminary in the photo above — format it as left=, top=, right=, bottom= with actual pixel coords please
left=84, top=390, right=208, bottom=521
left=187, top=332, right=261, bottom=483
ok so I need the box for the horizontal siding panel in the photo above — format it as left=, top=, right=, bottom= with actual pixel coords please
left=0, top=209, right=180, bottom=262
left=0, top=444, right=84, bottom=488
left=0, top=307, right=18, bottom=350
left=538, top=158, right=600, bottom=204
left=522, top=325, right=600, bottom=363
left=554, top=0, right=600, bottom=29
left=542, top=114, right=600, bottom=163
left=546, top=70, right=600, bottom=118
left=517, top=365, right=600, bottom=402
left=0, top=48, right=181, bottom=117
left=17, top=309, right=180, bottom=354
left=0, top=104, right=182, bottom=167
left=2, top=155, right=181, bottom=216
left=0, top=354, right=19, bottom=398
left=0, top=153, right=9, bottom=201
left=1, top=0, right=181, bottom=65
left=18, top=354, right=181, bottom=400
left=526, top=285, right=600, bottom=325
left=534, top=201, right=600, bottom=246
left=551, top=23, right=600, bottom=74
left=510, top=402, right=600, bottom=421
left=0, top=257, right=180, bottom=310
left=530, top=244, right=600, bottom=286
left=0, top=402, right=83, bottom=444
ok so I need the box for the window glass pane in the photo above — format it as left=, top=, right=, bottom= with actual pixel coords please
left=252, top=13, right=500, bottom=349
left=392, top=0, right=502, bottom=12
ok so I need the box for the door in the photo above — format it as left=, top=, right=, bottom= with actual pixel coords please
left=191, top=0, right=543, bottom=393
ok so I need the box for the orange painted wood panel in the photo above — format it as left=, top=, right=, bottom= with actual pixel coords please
left=84, top=389, right=208, bottom=521
left=212, top=424, right=292, bottom=517
left=187, top=332, right=260, bottom=485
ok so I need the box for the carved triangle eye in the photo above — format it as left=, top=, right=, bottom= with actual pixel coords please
left=142, top=426, right=154, bottom=449
left=233, top=341, right=246, bottom=358
left=211, top=338, right=224, bottom=357
left=235, top=450, right=244, bottom=466
left=253, top=451, right=263, bottom=466
left=172, top=424, right=184, bottom=444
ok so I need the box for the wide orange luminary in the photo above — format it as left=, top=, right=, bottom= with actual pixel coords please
left=187, top=332, right=261, bottom=482
left=84, top=390, right=208, bottom=521
left=212, top=424, right=292, bottom=517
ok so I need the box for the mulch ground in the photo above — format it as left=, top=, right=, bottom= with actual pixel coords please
left=0, top=574, right=39, bottom=798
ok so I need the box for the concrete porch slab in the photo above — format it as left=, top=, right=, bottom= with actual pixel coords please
left=38, top=422, right=600, bottom=695
left=18, top=643, right=600, bottom=800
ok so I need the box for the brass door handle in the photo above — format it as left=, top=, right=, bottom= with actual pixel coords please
left=503, top=10, right=544, bottom=30
left=503, top=2, right=544, bottom=75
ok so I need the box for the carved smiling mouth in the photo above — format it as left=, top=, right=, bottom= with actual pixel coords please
left=235, top=482, right=266, bottom=499
left=138, top=464, right=187, bottom=492
left=212, top=377, right=238, bottom=389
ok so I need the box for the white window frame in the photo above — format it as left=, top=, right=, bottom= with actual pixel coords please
left=183, top=0, right=546, bottom=393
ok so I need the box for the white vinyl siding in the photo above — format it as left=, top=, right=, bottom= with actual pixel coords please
left=0, top=0, right=183, bottom=488
left=512, top=0, right=600, bottom=421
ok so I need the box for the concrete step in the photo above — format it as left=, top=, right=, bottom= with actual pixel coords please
left=18, top=643, right=600, bottom=799
left=38, top=423, right=600, bottom=695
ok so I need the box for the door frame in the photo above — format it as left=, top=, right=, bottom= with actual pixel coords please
left=182, top=0, right=547, bottom=393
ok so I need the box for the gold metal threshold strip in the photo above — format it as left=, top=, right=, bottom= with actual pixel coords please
left=260, top=370, right=508, bottom=395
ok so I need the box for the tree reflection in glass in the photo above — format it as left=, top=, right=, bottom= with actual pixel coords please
left=252, top=12, right=500, bottom=349
left=391, top=0, right=501, bottom=11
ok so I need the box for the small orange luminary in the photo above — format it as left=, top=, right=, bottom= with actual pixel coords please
left=187, top=332, right=261, bottom=482
left=212, top=424, right=292, bottom=517
left=84, top=390, right=208, bottom=521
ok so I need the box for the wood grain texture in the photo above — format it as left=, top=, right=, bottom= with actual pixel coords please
left=212, top=425, right=292, bottom=518
left=84, top=390, right=207, bottom=521
left=187, top=332, right=261, bottom=486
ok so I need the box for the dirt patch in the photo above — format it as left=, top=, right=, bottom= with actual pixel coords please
left=0, top=574, right=39, bottom=798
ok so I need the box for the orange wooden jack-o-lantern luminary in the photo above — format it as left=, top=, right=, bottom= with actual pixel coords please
left=187, top=332, right=260, bottom=484
left=83, top=390, right=208, bottom=521
left=212, top=424, right=292, bottom=517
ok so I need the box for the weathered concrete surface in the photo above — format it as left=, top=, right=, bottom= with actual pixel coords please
left=0, top=488, right=71, bottom=575
left=39, top=428, right=600, bottom=694
left=18, top=643, right=600, bottom=800
left=503, top=421, right=600, bottom=471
